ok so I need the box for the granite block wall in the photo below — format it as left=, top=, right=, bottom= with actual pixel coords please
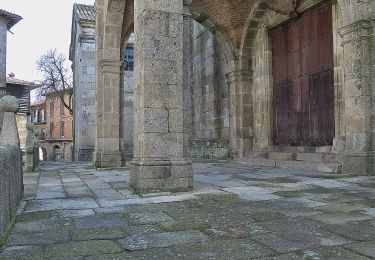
left=0, top=146, right=23, bottom=239
left=189, top=22, right=231, bottom=159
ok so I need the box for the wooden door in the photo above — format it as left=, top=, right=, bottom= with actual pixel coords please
left=271, top=3, right=334, bottom=146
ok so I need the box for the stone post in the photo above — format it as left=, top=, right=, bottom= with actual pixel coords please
left=0, top=95, right=23, bottom=201
left=0, top=96, right=20, bottom=147
left=131, top=0, right=193, bottom=193
left=93, top=60, right=124, bottom=168
left=34, top=131, right=40, bottom=166
left=226, top=67, right=253, bottom=157
left=339, top=20, right=375, bottom=175
left=25, top=121, right=35, bottom=172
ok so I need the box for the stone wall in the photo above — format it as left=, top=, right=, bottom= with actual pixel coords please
left=71, top=22, right=96, bottom=161
left=189, top=22, right=231, bottom=159
left=0, top=95, right=23, bottom=239
left=121, top=70, right=134, bottom=160
left=0, top=146, right=23, bottom=239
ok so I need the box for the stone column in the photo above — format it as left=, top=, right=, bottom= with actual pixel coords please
left=0, top=18, right=8, bottom=135
left=226, top=67, right=253, bottom=157
left=0, top=18, right=7, bottom=96
left=93, top=60, right=124, bottom=168
left=182, top=10, right=193, bottom=161
left=131, top=0, right=193, bottom=193
left=25, top=122, right=35, bottom=172
left=339, top=20, right=375, bottom=175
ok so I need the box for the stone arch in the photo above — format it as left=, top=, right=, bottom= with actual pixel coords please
left=239, top=0, right=347, bottom=151
left=189, top=12, right=238, bottom=71
left=102, top=0, right=127, bottom=61
left=239, top=0, right=269, bottom=62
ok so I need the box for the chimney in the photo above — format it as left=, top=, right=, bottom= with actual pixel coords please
left=8, top=72, right=15, bottom=78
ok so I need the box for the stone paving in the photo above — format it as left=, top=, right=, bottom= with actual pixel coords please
left=1, top=161, right=375, bottom=259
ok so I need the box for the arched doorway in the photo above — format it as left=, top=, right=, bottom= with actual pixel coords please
left=53, top=145, right=61, bottom=161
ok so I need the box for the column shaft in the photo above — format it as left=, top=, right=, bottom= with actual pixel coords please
left=131, top=0, right=193, bottom=193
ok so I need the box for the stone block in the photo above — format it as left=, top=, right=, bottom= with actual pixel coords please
left=144, top=108, right=169, bottom=133
left=136, top=0, right=183, bottom=14
left=343, top=153, right=375, bottom=175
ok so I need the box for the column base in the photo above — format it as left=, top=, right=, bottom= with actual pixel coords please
left=342, top=152, right=375, bottom=176
left=130, top=158, right=193, bottom=194
left=93, top=150, right=123, bottom=169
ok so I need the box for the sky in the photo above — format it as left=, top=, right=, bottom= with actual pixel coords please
left=2, top=0, right=95, bottom=82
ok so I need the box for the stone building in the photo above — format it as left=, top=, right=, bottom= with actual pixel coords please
left=42, top=90, right=74, bottom=161
left=30, top=100, right=46, bottom=140
left=0, top=9, right=22, bottom=134
left=70, top=3, right=135, bottom=163
left=89, top=0, right=375, bottom=193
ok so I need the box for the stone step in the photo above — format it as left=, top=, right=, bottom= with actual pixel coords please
left=268, top=146, right=332, bottom=153
left=244, top=150, right=268, bottom=158
left=268, top=152, right=296, bottom=161
left=236, top=157, right=342, bottom=173
left=235, top=157, right=276, bottom=167
left=296, top=152, right=340, bottom=163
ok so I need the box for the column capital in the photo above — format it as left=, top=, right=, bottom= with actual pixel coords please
left=339, top=19, right=373, bottom=43
left=183, top=0, right=192, bottom=6
left=100, top=60, right=124, bottom=74
left=225, top=69, right=252, bottom=84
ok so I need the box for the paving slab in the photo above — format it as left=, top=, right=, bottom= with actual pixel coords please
left=25, top=198, right=99, bottom=212
left=1, top=161, right=375, bottom=259
left=43, top=240, right=122, bottom=258
left=118, top=231, right=208, bottom=251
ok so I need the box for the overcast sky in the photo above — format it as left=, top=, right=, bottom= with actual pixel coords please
left=2, top=0, right=95, bottom=82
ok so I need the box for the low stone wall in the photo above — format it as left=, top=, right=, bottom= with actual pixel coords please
left=190, top=139, right=233, bottom=160
left=0, top=145, right=23, bottom=239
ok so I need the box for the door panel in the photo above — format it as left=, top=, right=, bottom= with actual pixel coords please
left=271, top=3, right=334, bottom=146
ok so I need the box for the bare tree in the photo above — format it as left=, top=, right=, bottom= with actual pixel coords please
left=37, top=49, right=73, bottom=115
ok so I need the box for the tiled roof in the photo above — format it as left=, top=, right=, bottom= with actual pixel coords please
left=6, top=77, right=40, bottom=89
left=0, top=9, right=22, bottom=30
left=73, top=4, right=95, bottom=23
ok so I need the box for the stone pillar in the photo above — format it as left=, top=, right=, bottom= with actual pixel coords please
left=0, top=95, right=23, bottom=200
left=131, top=0, right=193, bottom=193
left=33, top=131, right=40, bottom=166
left=25, top=122, right=35, bottom=172
left=93, top=60, right=124, bottom=168
left=182, top=11, right=193, bottom=161
left=226, top=67, right=253, bottom=157
left=339, top=20, right=375, bottom=175
left=0, top=18, right=8, bottom=135
left=0, top=18, right=7, bottom=96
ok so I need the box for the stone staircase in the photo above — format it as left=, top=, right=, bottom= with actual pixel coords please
left=235, top=146, right=342, bottom=173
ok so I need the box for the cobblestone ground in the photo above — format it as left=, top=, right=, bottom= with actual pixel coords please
left=1, top=161, right=375, bottom=259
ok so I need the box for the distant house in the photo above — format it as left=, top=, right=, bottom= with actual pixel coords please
left=32, top=89, right=74, bottom=161
left=6, top=73, right=39, bottom=149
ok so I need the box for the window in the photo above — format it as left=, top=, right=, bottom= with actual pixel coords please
left=50, top=101, right=54, bottom=118
left=37, top=109, right=43, bottom=122
left=40, top=129, right=45, bottom=140
left=60, top=100, right=65, bottom=116
left=60, top=121, right=65, bottom=137
left=124, top=47, right=134, bottom=71
left=50, top=122, right=54, bottom=138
